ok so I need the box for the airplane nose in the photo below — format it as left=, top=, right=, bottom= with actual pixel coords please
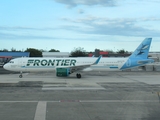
left=3, top=64, right=9, bottom=70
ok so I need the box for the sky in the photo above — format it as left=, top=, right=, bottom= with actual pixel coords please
left=0, top=0, right=160, bottom=52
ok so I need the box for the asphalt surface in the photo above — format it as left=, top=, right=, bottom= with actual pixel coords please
left=0, top=66, right=19, bottom=74
left=0, top=71, right=160, bottom=120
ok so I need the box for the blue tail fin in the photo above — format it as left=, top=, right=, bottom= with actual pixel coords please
left=129, top=38, right=152, bottom=59
left=120, top=38, right=153, bottom=70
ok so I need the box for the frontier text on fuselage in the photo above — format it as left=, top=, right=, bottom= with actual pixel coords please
left=26, top=59, right=76, bottom=66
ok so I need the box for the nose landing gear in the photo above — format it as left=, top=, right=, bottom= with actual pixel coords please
left=19, top=71, right=23, bottom=78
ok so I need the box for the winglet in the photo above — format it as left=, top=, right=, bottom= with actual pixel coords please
left=93, top=55, right=102, bottom=65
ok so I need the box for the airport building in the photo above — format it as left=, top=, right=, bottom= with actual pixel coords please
left=42, top=52, right=70, bottom=57
left=0, top=52, right=30, bottom=58
left=89, top=49, right=131, bottom=57
left=149, top=52, right=160, bottom=62
left=89, top=49, right=160, bottom=62
left=0, top=52, right=30, bottom=66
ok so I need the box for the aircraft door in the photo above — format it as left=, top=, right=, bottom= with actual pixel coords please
left=18, top=58, right=27, bottom=72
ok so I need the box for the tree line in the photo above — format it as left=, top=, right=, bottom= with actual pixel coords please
left=0, top=47, right=129, bottom=57
left=0, top=48, right=60, bottom=52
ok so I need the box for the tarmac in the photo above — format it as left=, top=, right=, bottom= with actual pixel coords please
left=0, top=70, right=160, bottom=120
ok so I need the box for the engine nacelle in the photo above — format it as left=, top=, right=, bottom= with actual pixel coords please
left=56, top=68, right=70, bottom=77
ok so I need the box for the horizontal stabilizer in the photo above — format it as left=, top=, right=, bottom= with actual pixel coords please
left=137, top=59, right=154, bottom=64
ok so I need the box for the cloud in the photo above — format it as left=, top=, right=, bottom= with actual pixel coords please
left=0, top=32, right=57, bottom=40
left=0, top=26, right=57, bottom=31
left=78, top=9, right=84, bottom=14
left=0, top=26, right=61, bottom=40
left=1, top=16, right=160, bottom=41
left=61, top=16, right=160, bottom=37
left=54, top=0, right=116, bottom=7
left=54, top=0, right=160, bottom=8
left=139, top=0, right=160, bottom=3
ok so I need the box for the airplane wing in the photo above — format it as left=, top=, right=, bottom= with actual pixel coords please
left=56, top=55, right=102, bottom=73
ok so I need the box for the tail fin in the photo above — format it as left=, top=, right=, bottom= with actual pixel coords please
left=129, top=38, right=152, bottom=59
left=120, top=38, right=153, bottom=70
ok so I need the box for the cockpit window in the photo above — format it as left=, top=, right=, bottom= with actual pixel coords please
left=9, top=61, right=14, bottom=63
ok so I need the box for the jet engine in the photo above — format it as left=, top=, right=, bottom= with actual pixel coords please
left=56, top=68, right=70, bottom=77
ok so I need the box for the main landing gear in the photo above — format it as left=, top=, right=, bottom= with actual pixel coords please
left=19, top=71, right=23, bottom=78
left=76, top=73, right=81, bottom=78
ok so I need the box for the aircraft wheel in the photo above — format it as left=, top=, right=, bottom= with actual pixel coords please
left=76, top=74, right=81, bottom=78
left=19, top=74, right=23, bottom=78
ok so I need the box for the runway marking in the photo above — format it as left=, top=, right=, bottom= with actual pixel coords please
left=60, top=100, right=80, bottom=102
left=34, top=101, right=47, bottom=120
left=0, top=100, right=159, bottom=103
left=42, top=87, right=106, bottom=90
left=80, top=100, right=159, bottom=103
left=0, top=101, right=38, bottom=103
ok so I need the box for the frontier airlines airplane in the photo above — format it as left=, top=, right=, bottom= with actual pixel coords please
left=3, top=38, right=154, bottom=78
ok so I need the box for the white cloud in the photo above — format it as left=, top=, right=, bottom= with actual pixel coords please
left=61, top=16, right=160, bottom=37
left=54, top=0, right=116, bottom=7
left=78, top=9, right=84, bottom=14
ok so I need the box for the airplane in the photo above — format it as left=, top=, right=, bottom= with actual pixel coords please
left=3, top=38, right=154, bottom=78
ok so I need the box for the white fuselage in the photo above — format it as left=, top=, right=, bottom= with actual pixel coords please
left=3, top=57, right=128, bottom=72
